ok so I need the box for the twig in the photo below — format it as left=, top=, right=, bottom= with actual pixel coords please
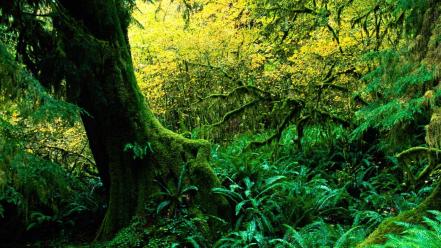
left=39, top=145, right=96, bottom=166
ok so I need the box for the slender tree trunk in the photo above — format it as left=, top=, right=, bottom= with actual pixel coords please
left=54, top=0, right=227, bottom=240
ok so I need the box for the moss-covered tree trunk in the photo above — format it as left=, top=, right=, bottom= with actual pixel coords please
left=54, top=0, right=227, bottom=240
left=357, top=182, right=441, bottom=247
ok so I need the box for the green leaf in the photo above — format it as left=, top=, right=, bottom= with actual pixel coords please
left=235, top=200, right=250, bottom=216
left=334, top=226, right=360, bottom=248
left=156, top=200, right=171, bottom=214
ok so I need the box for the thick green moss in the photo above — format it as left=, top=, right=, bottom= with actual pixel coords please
left=357, top=183, right=441, bottom=247
left=36, top=0, right=229, bottom=241
left=356, top=209, right=421, bottom=247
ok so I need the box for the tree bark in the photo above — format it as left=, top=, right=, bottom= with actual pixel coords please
left=54, top=0, right=227, bottom=240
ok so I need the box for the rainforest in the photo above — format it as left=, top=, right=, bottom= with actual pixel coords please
left=0, top=0, right=441, bottom=247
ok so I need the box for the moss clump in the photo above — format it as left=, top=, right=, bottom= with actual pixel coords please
left=357, top=183, right=441, bottom=247
left=102, top=213, right=212, bottom=248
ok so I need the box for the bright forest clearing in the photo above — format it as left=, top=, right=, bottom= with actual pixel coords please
left=1, top=0, right=441, bottom=247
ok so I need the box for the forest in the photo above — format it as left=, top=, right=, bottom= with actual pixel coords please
left=0, top=0, right=440, bottom=247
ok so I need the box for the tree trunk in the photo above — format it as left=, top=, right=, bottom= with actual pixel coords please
left=54, top=0, right=228, bottom=240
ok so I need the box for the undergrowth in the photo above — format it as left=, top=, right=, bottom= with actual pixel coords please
left=370, top=210, right=441, bottom=248
left=101, top=126, right=434, bottom=247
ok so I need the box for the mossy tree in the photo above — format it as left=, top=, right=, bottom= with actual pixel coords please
left=354, top=0, right=441, bottom=246
left=0, top=0, right=227, bottom=240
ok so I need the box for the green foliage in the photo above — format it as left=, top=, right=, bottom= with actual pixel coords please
left=393, top=0, right=430, bottom=36
left=106, top=213, right=211, bottom=248
left=152, top=164, right=198, bottom=217
left=1, top=0, right=440, bottom=247
left=208, top=125, right=435, bottom=247
left=0, top=138, right=101, bottom=239
left=104, top=218, right=144, bottom=248
left=269, top=222, right=366, bottom=248
left=214, top=221, right=267, bottom=248
left=352, top=47, right=437, bottom=150
left=0, top=41, right=101, bottom=244
left=370, top=210, right=441, bottom=248
left=213, top=175, right=285, bottom=233
left=124, top=142, right=154, bottom=159
left=350, top=0, right=440, bottom=153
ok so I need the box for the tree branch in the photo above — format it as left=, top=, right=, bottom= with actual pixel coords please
left=208, top=99, right=261, bottom=127
left=247, top=107, right=300, bottom=149
left=395, top=146, right=441, bottom=187
left=197, top=85, right=272, bottom=103
left=395, top=146, right=441, bottom=159
left=183, top=60, right=241, bottom=85
left=37, top=145, right=96, bottom=166
left=316, top=109, right=351, bottom=128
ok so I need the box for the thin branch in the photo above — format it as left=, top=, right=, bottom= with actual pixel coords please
left=327, top=24, right=343, bottom=53
left=395, top=146, right=441, bottom=187
left=208, top=99, right=261, bottom=127
left=197, top=85, right=271, bottom=103
left=318, top=67, right=358, bottom=92
left=247, top=107, right=299, bottom=149
left=21, top=11, right=53, bottom=17
left=184, top=61, right=239, bottom=84
left=38, top=145, right=96, bottom=166
left=255, top=7, right=315, bottom=15
left=416, top=162, right=439, bottom=183
left=320, top=81, right=349, bottom=92
left=395, top=146, right=441, bottom=159
left=316, top=109, right=351, bottom=128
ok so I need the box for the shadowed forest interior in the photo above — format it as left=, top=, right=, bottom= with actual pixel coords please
left=1, top=0, right=441, bottom=247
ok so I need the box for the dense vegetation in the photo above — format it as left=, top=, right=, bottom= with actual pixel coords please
left=0, top=0, right=440, bottom=247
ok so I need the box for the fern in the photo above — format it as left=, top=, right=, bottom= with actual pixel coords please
left=271, top=221, right=366, bottom=248
left=352, top=47, right=436, bottom=151
left=370, top=210, right=441, bottom=248
left=152, top=163, right=198, bottom=217
left=215, top=220, right=267, bottom=248
left=213, top=175, right=285, bottom=233
left=124, top=142, right=154, bottom=159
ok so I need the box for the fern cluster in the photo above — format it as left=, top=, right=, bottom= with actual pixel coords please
left=204, top=127, right=434, bottom=248
left=352, top=49, right=437, bottom=151
left=371, top=210, right=441, bottom=248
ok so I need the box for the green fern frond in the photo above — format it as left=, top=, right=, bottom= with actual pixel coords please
left=371, top=210, right=441, bottom=248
